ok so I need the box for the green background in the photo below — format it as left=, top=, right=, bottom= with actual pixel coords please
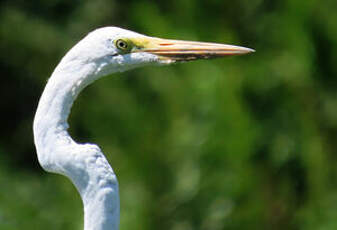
left=0, top=0, right=337, bottom=229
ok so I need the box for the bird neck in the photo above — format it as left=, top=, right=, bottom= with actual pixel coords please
left=33, top=58, right=120, bottom=230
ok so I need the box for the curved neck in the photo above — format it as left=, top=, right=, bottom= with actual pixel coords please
left=33, top=58, right=120, bottom=230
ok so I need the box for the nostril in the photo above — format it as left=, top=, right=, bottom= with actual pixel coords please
left=159, top=43, right=173, bottom=46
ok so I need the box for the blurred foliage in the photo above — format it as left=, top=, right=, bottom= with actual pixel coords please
left=0, top=0, right=337, bottom=229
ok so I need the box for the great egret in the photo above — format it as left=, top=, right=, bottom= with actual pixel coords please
left=33, top=27, right=254, bottom=230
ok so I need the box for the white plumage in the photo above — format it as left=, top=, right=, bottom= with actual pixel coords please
left=33, top=27, right=253, bottom=230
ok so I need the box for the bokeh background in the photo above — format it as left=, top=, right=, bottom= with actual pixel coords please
left=0, top=0, right=337, bottom=229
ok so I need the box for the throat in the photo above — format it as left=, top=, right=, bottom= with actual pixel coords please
left=33, top=60, right=99, bottom=150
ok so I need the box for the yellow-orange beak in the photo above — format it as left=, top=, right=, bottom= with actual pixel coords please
left=131, top=36, right=254, bottom=62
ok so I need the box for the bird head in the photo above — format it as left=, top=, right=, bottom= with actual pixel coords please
left=61, top=27, right=254, bottom=77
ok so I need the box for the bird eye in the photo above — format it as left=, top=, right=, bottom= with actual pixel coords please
left=115, top=39, right=129, bottom=51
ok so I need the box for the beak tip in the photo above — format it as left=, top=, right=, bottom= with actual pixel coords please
left=243, top=47, right=255, bottom=54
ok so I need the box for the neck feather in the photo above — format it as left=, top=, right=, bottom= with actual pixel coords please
left=33, top=59, right=120, bottom=230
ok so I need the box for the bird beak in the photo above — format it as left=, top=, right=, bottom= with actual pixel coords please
left=132, top=36, right=254, bottom=62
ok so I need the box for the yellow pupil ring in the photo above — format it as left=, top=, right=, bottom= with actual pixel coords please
left=116, top=39, right=128, bottom=49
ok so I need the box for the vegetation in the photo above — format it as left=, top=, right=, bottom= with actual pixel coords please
left=0, top=0, right=336, bottom=229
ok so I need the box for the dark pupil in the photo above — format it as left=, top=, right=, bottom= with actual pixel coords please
left=118, top=41, right=127, bottom=49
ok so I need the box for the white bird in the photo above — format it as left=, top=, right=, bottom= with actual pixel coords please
left=33, top=27, right=254, bottom=230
